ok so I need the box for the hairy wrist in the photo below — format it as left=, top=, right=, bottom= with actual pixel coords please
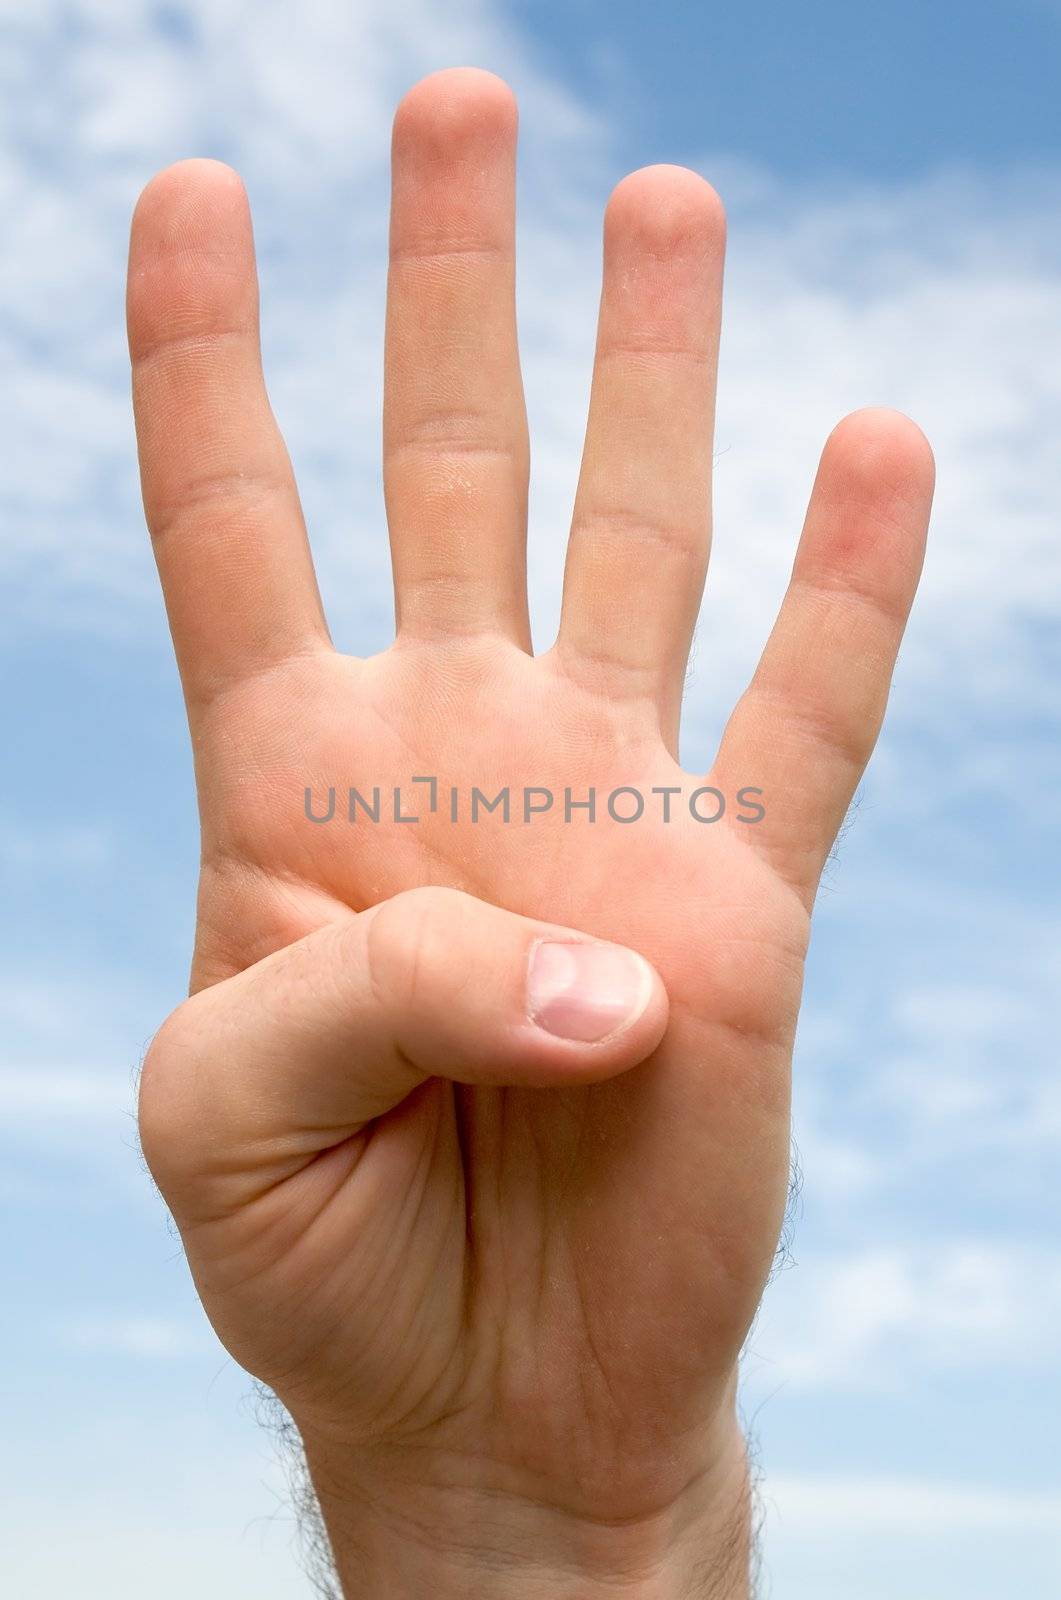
left=299, top=1420, right=752, bottom=1599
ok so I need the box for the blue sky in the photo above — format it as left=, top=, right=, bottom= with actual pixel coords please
left=2, top=2, right=1060, bottom=1594
left=515, top=0, right=1061, bottom=179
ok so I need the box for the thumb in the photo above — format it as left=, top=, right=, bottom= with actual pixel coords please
left=140, top=886, right=668, bottom=1212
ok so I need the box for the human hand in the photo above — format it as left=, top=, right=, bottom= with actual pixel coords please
left=129, top=68, right=934, bottom=1596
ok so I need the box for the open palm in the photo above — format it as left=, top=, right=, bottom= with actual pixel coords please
left=130, top=69, right=933, bottom=1567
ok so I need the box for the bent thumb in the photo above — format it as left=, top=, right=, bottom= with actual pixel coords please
left=140, top=886, right=667, bottom=1212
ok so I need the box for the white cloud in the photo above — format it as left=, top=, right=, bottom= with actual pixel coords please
left=2, top=1470, right=306, bottom=1599
left=763, top=1469, right=1061, bottom=1598
left=0, top=972, right=154, bottom=1172
left=749, top=1240, right=1061, bottom=1390
left=0, top=1066, right=131, bottom=1118
left=3, top=1522, right=303, bottom=1600
left=1, top=0, right=601, bottom=635
left=59, top=1313, right=211, bottom=1358
left=701, top=167, right=1061, bottom=724
left=0, top=968, right=158, bottom=1081
left=790, top=924, right=1061, bottom=1211
left=766, top=1473, right=1061, bottom=1531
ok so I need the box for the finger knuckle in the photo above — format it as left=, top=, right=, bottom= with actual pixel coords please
left=365, top=886, right=469, bottom=1018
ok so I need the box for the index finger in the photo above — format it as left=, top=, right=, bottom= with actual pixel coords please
left=712, top=408, right=935, bottom=904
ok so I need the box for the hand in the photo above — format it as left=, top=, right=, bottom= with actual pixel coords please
left=129, top=68, right=934, bottom=1597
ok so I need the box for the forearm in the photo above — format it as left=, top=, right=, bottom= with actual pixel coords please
left=303, top=1423, right=753, bottom=1600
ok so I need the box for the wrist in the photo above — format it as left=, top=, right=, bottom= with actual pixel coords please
left=300, top=1417, right=751, bottom=1599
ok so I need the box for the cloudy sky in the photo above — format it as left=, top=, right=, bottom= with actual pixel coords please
left=2, top=1, right=1059, bottom=1594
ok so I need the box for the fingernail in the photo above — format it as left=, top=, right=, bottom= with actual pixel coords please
left=527, top=941, right=654, bottom=1043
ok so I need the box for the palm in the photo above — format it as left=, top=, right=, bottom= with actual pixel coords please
left=191, top=640, right=803, bottom=1485
left=129, top=71, right=932, bottom=1519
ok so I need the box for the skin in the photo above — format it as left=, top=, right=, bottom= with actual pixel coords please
left=129, top=69, right=934, bottom=1597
